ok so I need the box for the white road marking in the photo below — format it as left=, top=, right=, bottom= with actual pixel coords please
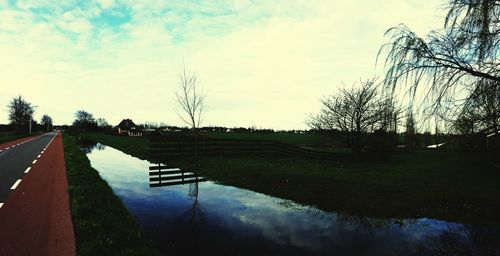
left=32, top=159, right=37, bottom=164
left=0, top=203, right=3, bottom=208
left=25, top=167, right=31, bottom=173
left=6, top=147, right=9, bottom=150
left=37, top=154, right=41, bottom=158
left=11, top=179, right=21, bottom=190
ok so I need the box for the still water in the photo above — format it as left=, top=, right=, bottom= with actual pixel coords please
left=79, top=140, right=499, bottom=256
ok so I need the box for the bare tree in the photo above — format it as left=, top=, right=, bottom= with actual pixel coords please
left=40, top=114, right=53, bottom=132
left=308, top=79, right=385, bottom=155
left=378, top=0, right=499, bottom=118
left=8, top=96, right=34, bottom=132
left=452, top=79, right=500, bottom=133
left=175, top=66, right=206, bottom=130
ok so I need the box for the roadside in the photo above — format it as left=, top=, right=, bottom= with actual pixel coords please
left=0, top=133, right=41, bottom=150
left=0, top=133, right=75, bottom=256
left=0, top=133, right=28, bottom=144
left=82, top=132, right=500, bottom=225
left=62, top=134, right=158, bottom=255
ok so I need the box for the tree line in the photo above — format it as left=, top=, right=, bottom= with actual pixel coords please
left=4, top=96, right=53, bottom=134
left=308, top=0, right=498, bottom=155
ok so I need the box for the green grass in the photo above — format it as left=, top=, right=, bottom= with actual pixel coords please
left=81, top=132, right=500, bottom=225
left=204, top=131, right=330, bottom=145
left=201, top=131, right=351, bottom=152
left=0, top=132, right=28, bottom=144
left=62, top=134, right=158, bottom=256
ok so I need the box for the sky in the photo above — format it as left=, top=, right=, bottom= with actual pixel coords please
left=0, top=0, right=445, bottom=130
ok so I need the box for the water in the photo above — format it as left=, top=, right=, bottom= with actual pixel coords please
left=79, top=140, right=500, bottom=256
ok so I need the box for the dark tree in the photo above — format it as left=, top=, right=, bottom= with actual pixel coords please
left=308, top=79, right=386, bottom=155
left=459, top=79, right=500, bottom=133
left=96, top=118, right=112, bottom=130
left=8, top=96, right=34, bottom=132
left=73, top=110, right=97, bottom=131
left=40, top=114, right=53, bottom=132
left=405, top=110, right=417, bottom=148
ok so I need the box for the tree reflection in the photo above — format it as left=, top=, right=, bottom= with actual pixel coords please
left=175, top=182, right=207, bottom=256
left=78, top=138, right=106, bottom=154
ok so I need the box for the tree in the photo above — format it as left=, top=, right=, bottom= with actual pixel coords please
left=96, top=118, right=111, bottom=130
left=308, top=79, right=386, bottom=155
left=40, top=114, right=53, bottom=132
left=175, top=66, right=206, bottom=130
left=405, top=110, right=417, bottom=148
left=379, top=0, right=499, bottom=118
left=8, top=96, right=34, bottom=132
left=73, top=110, right=97, bottom=131
left=460, top=79, right=500, bottom=132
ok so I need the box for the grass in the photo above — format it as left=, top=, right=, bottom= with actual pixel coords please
left=81, top=132, right=500, bottom=225
left=0, top=132, right=29, bottom=144
left=204, top=131, right=333, bottom=146
left=62, top=134, right=158, bottom=256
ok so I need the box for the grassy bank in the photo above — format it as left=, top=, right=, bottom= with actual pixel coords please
left=82, top=132, right=500, bottom=225
left=62, top=134, right=157, bottom=255
left=0, top=133, right=28, bottom=144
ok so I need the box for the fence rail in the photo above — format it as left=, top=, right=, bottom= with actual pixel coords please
left=149, top=137, right=350, bottom=161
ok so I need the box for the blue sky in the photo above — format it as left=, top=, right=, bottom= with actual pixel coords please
left=0, top=0, right=444, bottom=129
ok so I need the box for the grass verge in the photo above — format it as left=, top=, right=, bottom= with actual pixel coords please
left=82, top=132, right=500, bottom=225
left=0, top=133, right=29, bottom=144
left=62, top=134, right=157, bottom=255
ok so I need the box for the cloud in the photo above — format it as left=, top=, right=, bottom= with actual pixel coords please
left=0, top=0, right=444, bottom=129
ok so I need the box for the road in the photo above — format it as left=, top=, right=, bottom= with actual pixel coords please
left=0, top=132, right=75, bottom=256
left=0, top=132, right=57, bottom=205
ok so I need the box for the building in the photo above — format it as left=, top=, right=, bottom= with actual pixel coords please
left=116, top=119, right=143, bottom=136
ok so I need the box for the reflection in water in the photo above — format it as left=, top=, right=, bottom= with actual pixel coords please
left=78, top=139, right=106, bottom=154
left=79, top=140, right=500, bottom=256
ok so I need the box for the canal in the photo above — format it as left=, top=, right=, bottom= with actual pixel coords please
left=78, top=139, right=499, bottom=255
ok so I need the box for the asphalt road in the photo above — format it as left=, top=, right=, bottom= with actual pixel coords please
left=0, top=132, right=57, bottom=204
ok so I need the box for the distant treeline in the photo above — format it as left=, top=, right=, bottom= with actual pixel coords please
left=0, top=123, right=47, bottom=134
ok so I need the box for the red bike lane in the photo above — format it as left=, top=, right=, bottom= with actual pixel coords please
left=0, top=133, right=76, bottom=256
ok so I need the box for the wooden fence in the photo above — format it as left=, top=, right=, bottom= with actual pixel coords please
left=149, top=137, right=351, bottom=161
left=149, top=164, right=206, bottom=187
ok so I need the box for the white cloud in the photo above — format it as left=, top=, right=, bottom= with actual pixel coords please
left=0, top=0, right=444, bottom=129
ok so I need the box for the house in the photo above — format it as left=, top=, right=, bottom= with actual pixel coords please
left=116, top=119, right=143, bottom=136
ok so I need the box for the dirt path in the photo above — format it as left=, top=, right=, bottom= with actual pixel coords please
left=0, top=133, right=76, bottom=256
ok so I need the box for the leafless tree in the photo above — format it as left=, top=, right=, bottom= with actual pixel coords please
left=454, top=79, right=500, bottom=133
left=175, top=66, right=206, bottom=130
left=378, top=0, right=499, bottom=119
left=308, top=79, right=386, bottom=155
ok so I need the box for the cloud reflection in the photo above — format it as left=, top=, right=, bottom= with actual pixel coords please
left=83, top=142, right=496, bottom=255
